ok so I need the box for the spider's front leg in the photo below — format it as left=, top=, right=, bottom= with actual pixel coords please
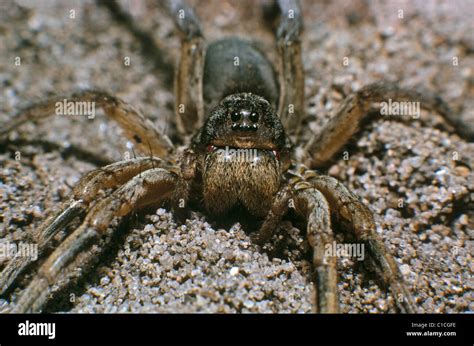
left=256, top=166, right=417, bottom=313
left=275, top=0, right=305, bottom=135
left=0, top=157, right=168, bottom=296
left=304, top=171, right=418, bottom=313
left=293, top=185, right=339, bottom=313
left=11, top=167, right=178, bottom=313
left=165, top=0, right=205, bottom=137
left=0, top=90, right=174, bottom=158
left=251, top=183, right=338, bottom=313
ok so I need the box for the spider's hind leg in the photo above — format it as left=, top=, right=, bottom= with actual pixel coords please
left=0, top=90, right=174, bottom=158
left=165, top=0, right=205, bottom=138
left=275, top=0, right=305, bottom=135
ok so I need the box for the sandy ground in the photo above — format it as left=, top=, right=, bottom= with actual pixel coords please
left=0, top=0, right=473, bottom=313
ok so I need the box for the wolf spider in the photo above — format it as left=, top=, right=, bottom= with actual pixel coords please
left=0, top=0, right=471, bottom=314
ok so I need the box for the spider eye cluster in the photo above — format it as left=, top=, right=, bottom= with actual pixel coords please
left=231, top=111, right=240, bottom=122
left=249, top=112, right=259, bottom=122
left=229, top=109, right=259, bottom=132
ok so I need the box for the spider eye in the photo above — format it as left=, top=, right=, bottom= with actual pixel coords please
left=231, top=111, right=240, bottom=122
left=249, top=112, right=259, bottom=122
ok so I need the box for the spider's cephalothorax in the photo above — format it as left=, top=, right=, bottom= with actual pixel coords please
left=190, top=36, right=292, bottom=219
left=194, top=92, right=292, bottom=218
left=1, top=0, right=472, bottom=314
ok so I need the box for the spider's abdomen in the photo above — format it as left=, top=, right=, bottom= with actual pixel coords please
left=202, top=148, right=281, bottom=218
left=203, top=38, right=279, bottom=114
